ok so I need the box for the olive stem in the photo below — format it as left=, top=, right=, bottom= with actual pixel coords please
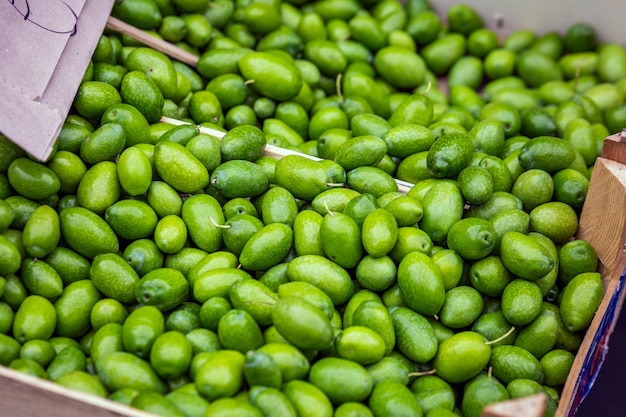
left=338, top=33, right=351, bottom=43
left=336, top=73, right=344, bottom=104
left=485, top=326, right=516, bottom=346
left=325, top=182, right=345, bottom=188
left=408, top=369, right=437, bottom=377
left=244, top=79, right=256, bottom=86
left=324, top=201, right=335, bottom=217
left=207, top=215, right=230, bottom=229
left=422, top=81, right=432, bottom=96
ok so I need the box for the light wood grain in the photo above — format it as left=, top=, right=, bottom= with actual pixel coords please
left=600, top=131, right=626, bottom=165
left=482, top=393, right=547, bottom=417
left=578, top=157, right=626, bottom=277
left=0, top=366, right=154, bottom=417
left=105, top=17, right=199, bottom=67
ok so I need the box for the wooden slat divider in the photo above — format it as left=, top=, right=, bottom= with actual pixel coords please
left=105, top=17, right=199, bottom=67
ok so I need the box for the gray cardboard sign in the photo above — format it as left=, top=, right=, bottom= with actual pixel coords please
left=0, top=0, right=116, bottom=161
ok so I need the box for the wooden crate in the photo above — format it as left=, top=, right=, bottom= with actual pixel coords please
left=2, top=7, right=626, bottom=417
left=0, top=135, right=624, bottom=417
left=485, top=134, right=626, bottom=417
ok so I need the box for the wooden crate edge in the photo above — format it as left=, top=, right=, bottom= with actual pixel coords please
left=0, top=366, right=155, bottom=417
left=485, top=141, right=626, bottom=417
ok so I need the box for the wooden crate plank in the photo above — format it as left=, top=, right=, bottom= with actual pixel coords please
left=0, top=366, right=153, bottom=417
left=600, top=132, right=626, bottom=165
left=578, top=158, right=626, bottom=277
left=105, top=17, right=199, bottom=67
left=482, top=393, right=547, bottom=417
left=487, top=144, right=626, bottom=417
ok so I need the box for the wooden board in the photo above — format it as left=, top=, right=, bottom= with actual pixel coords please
left=482, top=393, right=548, bottom=417
left=598, top=131, right=626, bottom=166
left=0, top=366, right=153, bottom=417
left=105, top=17, right=199, bottom=67
left=578, top=157, right=626, bottom=279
